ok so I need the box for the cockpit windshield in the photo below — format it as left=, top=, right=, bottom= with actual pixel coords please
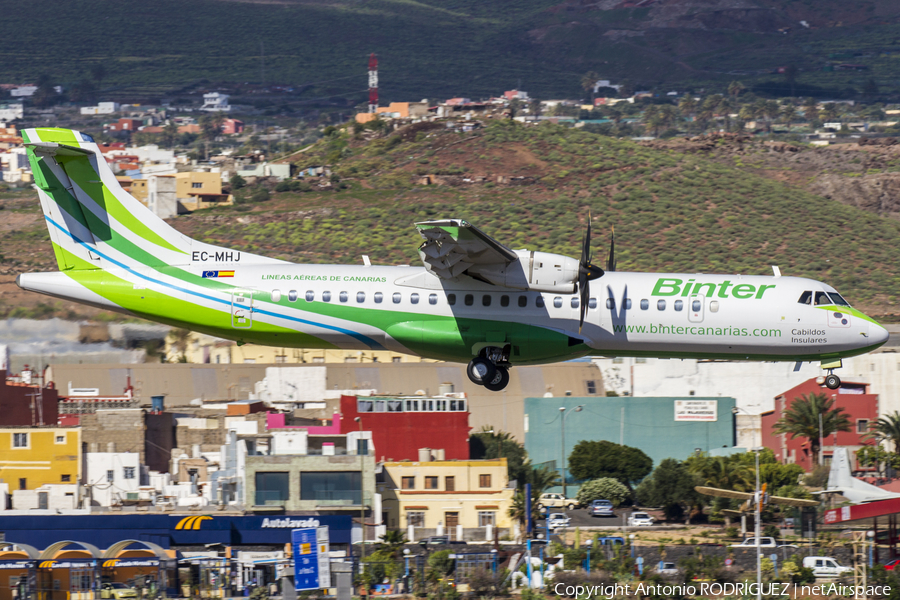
left=797, top=290, right=851, bottom=307
left=827, top=292, right=850, bottom=307
left=814, top=292, right=831, bottom=306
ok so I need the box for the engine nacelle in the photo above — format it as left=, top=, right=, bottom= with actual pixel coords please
left=468, top=250, right=580, bottom=294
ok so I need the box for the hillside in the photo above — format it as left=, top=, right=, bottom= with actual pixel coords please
left=3, top=0, right=900, bottom=102
left=4, top=121, right=900, bottom=322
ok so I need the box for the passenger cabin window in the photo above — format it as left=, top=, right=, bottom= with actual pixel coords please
left=288, top=290, right=298, bottom=302
left=674, top=300, right=683, bottom=311
left=482, top=295, right=491, bottom=307
left=536, top=296, right=545, bottom=308
left=448, top=294, right=456, bottom=306
left=709, top=300, right=719, bottom=312
left=465, top=294, right=474, bottom=306
left=640, top=299, right=649, bottom=310
left=814, top=291, right=832, bottom=306
left=657, top=300, right=666, bottom=311
left=624, top=299, right=632, bottom=310
left=518, top=296, right=527, bottom=308
left=500, top=295, right=510, bottom=307
left=798, top=291, right=812, bottom=305
left=322, top=291, right=332, bottom=302
left=357, top=292, right=366, bottom=303
left=553, top=297, right=563, bottom=308
left=339, top=291, right=348, bottom=303
left=411, top=293, right=420, bottom=305
left=429, top=294, right=437, bottom=305
left=393, top=292, right=402, bottom=304
left=589, top=298, right=597, bottom=309
left=606, top=298, right=615, bottom=310
left=272, top=290, right=282, bottom=302
left=692, top=300, right=702, bottom=312
left=374, top=292, right=383, bottom=304
left=306, top=290, right=315, bottom=302
left=571, top=297, right=579, bottom=309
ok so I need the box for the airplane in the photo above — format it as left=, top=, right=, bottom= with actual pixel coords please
left=15, top=128, right=890, bottom=392
left=814, top=447, right=900, bottom=504
left=695, top=485, right=819, bottom=510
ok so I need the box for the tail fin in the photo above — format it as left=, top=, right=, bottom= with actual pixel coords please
left=826, top=447, right=854, bottom=490
left=23, top=127, right=280, bottom=272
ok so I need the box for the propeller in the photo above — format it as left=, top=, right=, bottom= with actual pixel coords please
left=578, top=216, right=605, bottom=332
left=607, top=226, right=616, bottom=272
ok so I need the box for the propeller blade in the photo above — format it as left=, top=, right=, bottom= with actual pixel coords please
left=579, top=277, right=589, bottom=333
left=607, top=227, right=616, bottom=272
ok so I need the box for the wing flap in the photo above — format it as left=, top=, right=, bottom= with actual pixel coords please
left=415, top=219, right=517, bottom=281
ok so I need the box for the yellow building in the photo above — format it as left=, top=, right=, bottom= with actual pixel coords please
left=380, top=458, right=514, bottom=539
left=0, top=428, right=81, bottom=491
left=166, top=330, right=435, bottom=364
left=175, top=172, right=233, bottom=211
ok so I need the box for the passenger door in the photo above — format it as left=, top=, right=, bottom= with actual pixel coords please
left=231, top=290, right=253, bottom=329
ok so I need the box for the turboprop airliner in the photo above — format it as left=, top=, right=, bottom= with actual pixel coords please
left=16, top=128, right=889, bottom=391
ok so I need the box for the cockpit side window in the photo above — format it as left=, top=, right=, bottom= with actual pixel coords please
left=814, top=292, right=832, bottom=306
left=798, top=291, right=812, bottom=305
left=828, top=292, right=850, bottom=307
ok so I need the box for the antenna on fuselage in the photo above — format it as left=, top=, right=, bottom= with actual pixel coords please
left=771, top=265, right=781, bottom=277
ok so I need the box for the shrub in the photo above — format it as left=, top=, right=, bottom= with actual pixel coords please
left=576, top=478, right=630, bottom=507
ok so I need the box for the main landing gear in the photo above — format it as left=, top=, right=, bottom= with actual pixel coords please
left=824, top=372, right=841, bottom=390
left=467, top=346, right=511, bottom=392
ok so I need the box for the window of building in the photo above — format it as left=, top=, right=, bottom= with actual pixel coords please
left=192, top=182, right=203, bottom=188
left=18, top=479, right=25, bottom=491
left=478, top=511, right=496, bottom=527
left=405, top=400, right=419, bottom=411
left=857, top=419, right=870, bottom=434
left=387, top=400, right=403, bottom=412
left=586, top=380, right=597, bottom=394
left=674, top=300, right=683, bottom=311
left=306, top=290, right=315, bottom=302
left=55, top=434, right=66, bottom=444
left=411, top=293, right=420, bottom=305
left=402, top=476, right=415, bottom=490
left=357, top=292, right=366, bottom=303
left=450, top=399, right=466, bottom=411
left=500, top=295, right=510, bottom=307
left=300, top=472, right=362, bottom=504
left=429, top=294, right=437, bottom=305
left=407, top=511, right=425, bottom=528
left=392, top=357, right=401, bottom=363
left=464, top=294, right=474, bottom=306
left=479, top=474, right=491, bottom=488
left=425, top=476, right=438, bottom=490
left=553, top=297, right=562, bottom=308
left=255, top=471, right=290, bottom=505
left=635, top=358, right=647, bottom=364
left=445, top=476, right=455, bottom=492
left=518, top=295, right=528, bottom=308
left=482, top=295, right=491, bottom=307
left=124, top=467, right=136, bottom=480
left=374, top=292, right=383, bottom=304
left=393, top=293, right=402, bottom=304
left=358, top=399, right=373, bottom=412
left=61, top=474, right=71, bottom=483
left=322, top=291, right=332, bottom=302
left=448, top=294, right=456, bottom=306
left=288, top=290, right=298, bottom=302
left=12, top=433, right=27, bottom=448
left=107, top=470, right=114, bottom=482
left=612, top=357, right=624, bottom=364
left=339, top=291, right=348, bottom=303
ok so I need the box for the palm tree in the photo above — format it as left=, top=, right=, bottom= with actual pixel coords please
left=685, top=455, right=753, bottom=525
left=781, top=103, right=798, bottom=129
left=864, top=412, right=900, bottom=454
left=507, top=465, right=559, bottom=540
left=376, top=530, right=407, bottom=558
left=773, top=393, right=852, bottom=465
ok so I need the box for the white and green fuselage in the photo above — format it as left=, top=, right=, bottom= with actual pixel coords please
left=16, top=128, right=889, bottom=367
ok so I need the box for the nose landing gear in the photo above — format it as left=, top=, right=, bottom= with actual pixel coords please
left=466, top=345, right=511, bottom=391
left=824, top=372, right=841, bottom=390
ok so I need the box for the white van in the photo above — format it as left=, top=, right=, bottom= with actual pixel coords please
left=802, top=556, right=853, bottom=578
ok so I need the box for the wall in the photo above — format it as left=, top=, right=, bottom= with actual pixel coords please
left=524, top=396, right=736, bottom=492
left=0, top=370, right=58, bottom=426
left=84, top=453, right=140, bottom=506
left=0, top=428, right=81, bottom=491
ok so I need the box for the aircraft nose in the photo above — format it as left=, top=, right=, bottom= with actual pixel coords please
left=870, top=322, right=890, bottom=347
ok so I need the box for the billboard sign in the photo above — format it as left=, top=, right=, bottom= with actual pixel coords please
left=292, top=526, right=330, bottom=591
left=674, top=400, right=717, bottom=421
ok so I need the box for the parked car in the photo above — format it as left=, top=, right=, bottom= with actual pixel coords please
left=546, top=513, right=571, bottom=530
left=419, top=536, right=467, bottom=546
left=802, top=556, right=853, bottom=578
left=99, top=583, right=138, bottom=600
left=628, top=511, right=655, bottom=526
left=537, top=493, right=579, bottom=511
left=590, top=499, right=615, bottom=517
left=656, top=562, right=679, bottom=576
left=729, top=537, right=796, bottom=549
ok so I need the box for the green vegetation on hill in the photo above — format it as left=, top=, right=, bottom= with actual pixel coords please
left=185, top=120, right=900, bottom=314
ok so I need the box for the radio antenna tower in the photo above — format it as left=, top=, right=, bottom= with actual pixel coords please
left=368, top=53, right=378, bottom=113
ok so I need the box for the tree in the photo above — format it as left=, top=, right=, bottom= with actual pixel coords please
left=90, top=62, right=107, bottom=89
left=865, top=412, right=900, bottom=454
left=230, top=174, right=246, bottom=190
left=575, top=478, right=629, bottom=507
left=635, top=458, right=698, bottom=522
left=161, top=122, right=180, bottom=149
left=773, top=393, right=852, bottom=465
left=803, top=98, right=819, bottom=124
left=780, top=103, right=798, bottom=128
left=727, top=81, right=746, bottom=99
left=820, top=102, right=840, bottom=124
left=507, top=465, right=559, bottom=538
left=376, top=530, right=407, bottom=558
left=200, top=113, right=225, bottom=141
left=568, top=440, right=652, bottom=490
left=581, top=71, right=601, bottom=101
left=31, top=74, right=59, bottom=108
left=783, top=64, right=799, bottom=97
left=469, top=426, right=528, bottom=484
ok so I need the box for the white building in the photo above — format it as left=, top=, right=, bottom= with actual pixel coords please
left=200, top=93, right=231, bottom=112
left=84, top=452, right=141, bottom=507
left=10, top=86, right=37, bottom=97
left=0, top=147, right=29, bottom=183
left=80, top=102, right=120, bottom=115
left=0, top=103, right=24, bottom=121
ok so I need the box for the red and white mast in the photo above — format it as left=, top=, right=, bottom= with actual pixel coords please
left=368, top=53, right=378, bottom=113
